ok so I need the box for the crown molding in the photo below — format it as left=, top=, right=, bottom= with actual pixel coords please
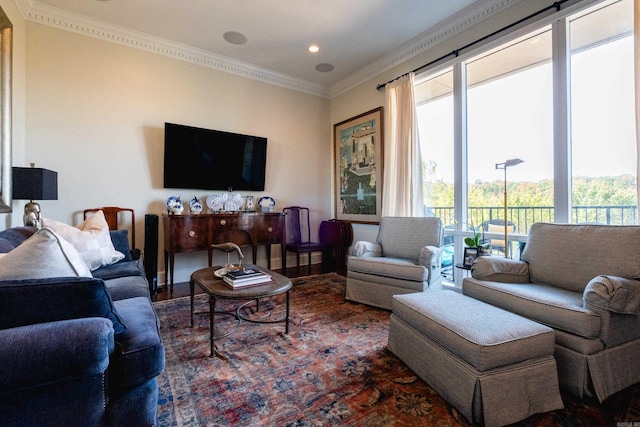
left=15, top=0, right=524, bottom=99
left=328, top=0, right=525, bottom=98
left=14, top=0, right=331, bottom=98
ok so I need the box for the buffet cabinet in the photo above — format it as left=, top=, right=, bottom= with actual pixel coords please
left=163, top=212, right=285, bottom=288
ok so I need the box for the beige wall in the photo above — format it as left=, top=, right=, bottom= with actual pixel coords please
left=20, top=22, right=330, bottom=283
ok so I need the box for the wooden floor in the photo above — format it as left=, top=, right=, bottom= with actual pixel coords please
left=152, top=264, right=347, bottom=301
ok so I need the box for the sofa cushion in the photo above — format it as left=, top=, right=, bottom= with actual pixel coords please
left=0, top=226, right=36, bottom=252
left=93, top=260, right=144, bottom=282
left=0, top=228, right=92, bottom=279
left=463, top=277, right=601, bottom=339
left=111, top=297, right=164, bottom=389
left=376, top=217, right=443, bottom=260
left=521, top=223, right=640, bottom=292
left=0, top=277, right=126, bottom=335
left=104, top=275, right=150, bottom=301
left=42, top=211, right=124, bottom=271
left=109, top=229, right=132, bottom=262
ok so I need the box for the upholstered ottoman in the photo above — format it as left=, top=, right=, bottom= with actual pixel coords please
left=388, top=291, right=564, bottom=427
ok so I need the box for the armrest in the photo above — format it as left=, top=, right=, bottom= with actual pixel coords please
left=419, top=245, right=442, bottom=286
left=352, top=241, right=382, bottom=258
left=419, top=245, right=441, bottom=268
left=583, top=275, right=640, bottom=314
left=0, top=318, right=113, bottom=393
left=470, top=256, right=530, bottom=283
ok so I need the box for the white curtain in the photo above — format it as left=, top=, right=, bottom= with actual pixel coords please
left=382, top=73, right=423, bottom=217
left=635, top=0, right=640, bottom=222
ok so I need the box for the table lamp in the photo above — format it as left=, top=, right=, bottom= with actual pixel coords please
left=12, top=164, right=58, bottom=228
left=495, top=158, right=523, bottom=258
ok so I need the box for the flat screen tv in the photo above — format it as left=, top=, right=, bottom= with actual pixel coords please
left=163, top=122, right=267, bottom=191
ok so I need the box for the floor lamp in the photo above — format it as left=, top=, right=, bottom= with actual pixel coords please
left=495, top=158, right=523, bottom=258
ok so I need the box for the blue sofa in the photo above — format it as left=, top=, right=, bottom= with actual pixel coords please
left=0, top=226, right=165, bottom=426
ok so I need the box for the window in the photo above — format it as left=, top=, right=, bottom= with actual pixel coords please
left=570, top=0, right=636, bottom=225
left=416, top=0, right=637, bottom=285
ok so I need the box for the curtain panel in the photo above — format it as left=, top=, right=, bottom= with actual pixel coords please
left=382, top=73, right=423, bottom=217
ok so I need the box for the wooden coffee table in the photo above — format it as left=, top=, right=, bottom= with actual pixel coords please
left=190, top=265, right=292, bottom=357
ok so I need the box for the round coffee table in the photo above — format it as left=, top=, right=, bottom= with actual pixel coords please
left=190, top=265, right=292, bottom=357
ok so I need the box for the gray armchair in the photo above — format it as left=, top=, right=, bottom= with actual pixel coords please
left=345, top=216, right=444, bottom=309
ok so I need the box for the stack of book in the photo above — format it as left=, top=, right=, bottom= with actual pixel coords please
left=222, top=268, right=273, bottom=288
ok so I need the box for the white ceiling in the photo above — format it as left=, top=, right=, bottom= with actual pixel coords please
left=17, top=0, right=512, bottom=97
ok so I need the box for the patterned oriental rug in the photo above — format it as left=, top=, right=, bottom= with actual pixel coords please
left=154, top=273, right=640, bottom=426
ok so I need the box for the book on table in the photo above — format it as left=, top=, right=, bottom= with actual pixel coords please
left=222, top=269, right=273, bottom=288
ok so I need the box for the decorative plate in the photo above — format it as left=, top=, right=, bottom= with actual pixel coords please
left=206, top=194, right=223, bottom=212
left=258, top=196, right=275, bottom=208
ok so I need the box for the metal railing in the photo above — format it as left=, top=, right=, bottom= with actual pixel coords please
left=429, top=205, right=638, bottom=234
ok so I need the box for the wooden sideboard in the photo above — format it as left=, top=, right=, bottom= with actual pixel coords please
left=163, top=212, right=285, bottom=288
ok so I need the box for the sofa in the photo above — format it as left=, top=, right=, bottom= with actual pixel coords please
left=346, top=216, right=444, bottom=310
left=463, top=222, right=640, bottom=402
left=0, top=214, right=165, bottom=426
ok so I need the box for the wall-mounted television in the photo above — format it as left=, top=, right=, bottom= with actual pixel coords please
left=163, top=122, right=268, bottom=191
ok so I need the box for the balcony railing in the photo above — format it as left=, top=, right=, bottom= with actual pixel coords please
left=428, top=205, right=638, bottom=234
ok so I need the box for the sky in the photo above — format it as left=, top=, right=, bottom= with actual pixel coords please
left=417, top=35, right=636, bottom=184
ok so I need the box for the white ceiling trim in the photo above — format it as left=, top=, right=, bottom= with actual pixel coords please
left=328, top=0, right=525, bottom=98
left=15, top=0, right=331, bottom=98
left=15, top=0, right=523, bottom=99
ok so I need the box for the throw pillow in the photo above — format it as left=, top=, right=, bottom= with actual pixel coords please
left=0, top=227, right=92, bottom=279
left=42, top=211, right=124, bottom=271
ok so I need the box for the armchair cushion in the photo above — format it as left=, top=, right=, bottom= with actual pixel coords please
left=348, top=256, right=428, bottom=283
left=584, top=275, right=640, bottom=315
left=0, top=277, right=127, bottom=335
left=471, top=256, right=530, bottom=283
left=0, top=228, right=91, bottom=279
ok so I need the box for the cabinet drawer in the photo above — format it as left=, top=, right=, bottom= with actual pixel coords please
left=258, top=214, right=284, bottom=243
left=165, top=216, right=209, bottom=252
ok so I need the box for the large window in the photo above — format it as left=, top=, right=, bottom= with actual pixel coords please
left=570, top=0, right=636, bottom=224
left=416, top=0, right=637, bottom=284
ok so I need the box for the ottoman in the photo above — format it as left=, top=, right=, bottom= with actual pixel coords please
left=388, top=291, right=564, bottom=427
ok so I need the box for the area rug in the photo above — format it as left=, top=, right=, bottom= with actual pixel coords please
left=154, top=273, right=640, bottom=426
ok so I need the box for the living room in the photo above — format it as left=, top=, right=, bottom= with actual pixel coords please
left=0, top=0, right=583, bottom=284
left=1, top=0, right=638, bottom=425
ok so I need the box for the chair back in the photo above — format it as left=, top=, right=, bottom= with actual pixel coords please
left=84, top=207, right=136, bottom=248
left=481, top=219, right=516, bottom=249
left=376, top=216, right=443, bottom=260
left=283, top=206, right=311, bottom=245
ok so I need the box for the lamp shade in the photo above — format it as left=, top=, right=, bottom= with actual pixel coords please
left=12, top=167, right=58, bottom=200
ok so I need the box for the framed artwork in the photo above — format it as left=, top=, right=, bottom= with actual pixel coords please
left=333, top=107, right=383, bottom=223
left=463, top=247, right=478, bottom=267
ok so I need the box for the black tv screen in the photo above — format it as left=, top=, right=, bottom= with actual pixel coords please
left=163, top=122, right=267, bottom=191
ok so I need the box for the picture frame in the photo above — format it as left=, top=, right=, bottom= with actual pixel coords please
left=333, top=107, right=383, bottom=223
left=463, top=247, right=479, bottom=267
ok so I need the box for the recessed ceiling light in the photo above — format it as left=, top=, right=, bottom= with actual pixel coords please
left=315, top=63, right=334, bottom=73
left=223, top=31, right=248, bottom=45
left=308, top=45, right=319, bottom=53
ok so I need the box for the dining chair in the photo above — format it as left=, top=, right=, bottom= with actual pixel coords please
left=283, top=206, right=324, bottom=272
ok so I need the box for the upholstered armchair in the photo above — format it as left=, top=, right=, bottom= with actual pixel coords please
left=345, top=216, right=444, bottom=310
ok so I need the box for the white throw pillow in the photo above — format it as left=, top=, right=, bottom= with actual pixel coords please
left=0, top=227, right=92, bottom=279
left=41, top=210, right=124, bottom=271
